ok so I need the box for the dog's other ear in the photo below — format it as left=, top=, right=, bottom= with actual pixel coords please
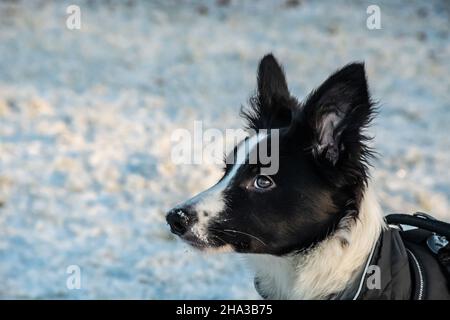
left=299, top=63, right=374, bottom=167
left=242, top=54, right=294, bottom=129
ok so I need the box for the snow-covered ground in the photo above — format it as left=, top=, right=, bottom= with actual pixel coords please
left=0, top=0, right=449, bottom=299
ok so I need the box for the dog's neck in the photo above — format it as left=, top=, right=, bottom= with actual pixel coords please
left=246, top=185, right=386, bottom=300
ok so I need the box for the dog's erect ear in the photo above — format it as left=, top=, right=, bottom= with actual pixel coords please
left=299, top=63, right=374, bottom=167
left=242, top=54, right=294, bottom=129
left=257, top=54, right=290, bottom=105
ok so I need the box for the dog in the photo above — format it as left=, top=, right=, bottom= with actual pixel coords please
left=166, top=54, right=449, bottom=299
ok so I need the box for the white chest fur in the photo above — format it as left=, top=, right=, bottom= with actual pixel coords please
left=246, top=186, right=386, bottom=300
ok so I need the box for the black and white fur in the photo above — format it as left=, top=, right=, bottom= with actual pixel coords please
left=166, top=54, right=386, bottom=299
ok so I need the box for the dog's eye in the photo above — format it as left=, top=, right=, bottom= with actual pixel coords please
left=253, top=175, right=275, bottom=189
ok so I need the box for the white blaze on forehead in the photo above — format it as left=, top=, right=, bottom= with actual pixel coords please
left=188, top=133, right=267, bottom=243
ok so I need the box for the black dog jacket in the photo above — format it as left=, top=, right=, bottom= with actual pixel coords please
left=354, top=213, right=450, bottom=300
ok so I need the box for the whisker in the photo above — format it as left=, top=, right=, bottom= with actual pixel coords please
left=222, top=229, right=268, bottom=247
left=210, top=227, right=266, bottom=245
left=210, top=227, right=230, bottom=235
left=211, top=234, right=227, bottom=245
left=210, top=228, right=242, bottom=243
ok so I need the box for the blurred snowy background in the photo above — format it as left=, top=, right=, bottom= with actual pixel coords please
left=0, top=0, right=449, bottom=299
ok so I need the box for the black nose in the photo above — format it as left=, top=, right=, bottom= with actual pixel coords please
left=166, top=208, right=191, bottom=236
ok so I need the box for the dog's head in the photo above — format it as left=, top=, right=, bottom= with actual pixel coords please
left=166, top=54, right=375, bottom=255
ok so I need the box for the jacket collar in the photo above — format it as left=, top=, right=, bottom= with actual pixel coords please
left=254, top=228, right=414, bottom=300
left=348, top=228, right=412, bottom=300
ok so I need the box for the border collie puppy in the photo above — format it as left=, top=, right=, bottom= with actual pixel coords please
left=167, top=54, right=387, bottom=299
